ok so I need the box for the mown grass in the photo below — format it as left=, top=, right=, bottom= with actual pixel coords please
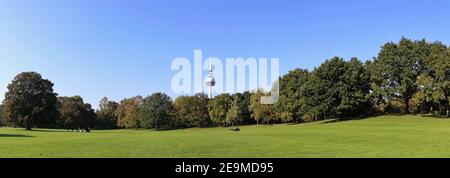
left=1, top=115, right=450, bottom=158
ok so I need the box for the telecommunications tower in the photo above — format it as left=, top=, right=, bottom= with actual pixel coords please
left=205, top=58, right=216, bottom=99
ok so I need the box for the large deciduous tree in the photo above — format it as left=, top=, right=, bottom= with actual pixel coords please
left=57, top=96, right=96, bottom=130
left=337, top=58, right=372, bottom=117
left=428, top=42, right=450, bottom=117
left=2, top=72, right=59, bottom=130
left=96, top=97, right=120, bottom=129
left=116, top=96, right=143, bottom=129
left=174, top=93, right=210, bottom=128
left=303, top=57, right=371, bottom=120
left=231, top=92, right=253, bottom=125
left=139, top=92, right=176, bottom=130
left=412, top=42, right=450, bottom=116
left=376, top=38, right=430, bottom=114
left=208, top=93, right=232, bottom=126
left=250, top=89, right=275, bottom=125
left=275, top=69, right=310, bottom=123
left=0, top=104, right=3, bottom=126
left=226, top=96, right=241, bottom=126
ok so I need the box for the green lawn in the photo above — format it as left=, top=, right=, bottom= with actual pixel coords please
left=1, top=115, right=450, bottom=158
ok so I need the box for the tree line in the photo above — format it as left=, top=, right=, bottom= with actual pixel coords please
left=0, top=38, right=449, bottom=130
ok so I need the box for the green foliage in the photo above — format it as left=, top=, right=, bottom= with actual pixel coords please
left=2, top=37, right=450, bottom=132
left=116, top=96, right=143, bottom=129
left=174, top=93, right=211, bottom=128
left=2, top=72, right=59, bottom=130
left=376, top=38, right=431, bottom=113
left=275, top=69, right=310, bottom=123
left=250, top=89, right=275, bottom=125
left=427, top=42, right=450, bottom=117
left=225, top=101, right=240, bottom=126
left=139, top=92, right=176, bottom=130
left=302, top=57, right=371, bottom=120
left=0, top=104, right=3, bottom=126
left=57, top=96, right=96, bottom=129
left=208, top=93, right=232, bottom=126
left=224, top=92, right=253, bottom=126
left=366, top=60, right=389, bottom=113
left=234, top=92, right=253, bottom=125
left=96, top=97, right=119, bottom=129
left=337, top=58, right=372, bottom=117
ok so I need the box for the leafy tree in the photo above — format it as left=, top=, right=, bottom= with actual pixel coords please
left=428, top=42, right=450, bottom=117
left=57, top=96, right=96, bottom=130
left=412, top=42, right=450, bottom=116
left=303, top=57, right=371, bottom=119
left=2, top=72, right=59, bottom=130
left=96, top=97, right=119, bottom=129
left=376, top=38, right=430, bottom=113
left=226, top=100, right=240, bottom=126
left=275, top=69, right=310, bottom=123
left=174, top=93, right=211, bottom=128
left=140, top=92, right=176, bottom=130
left=234, top=92, right=253, bottom=125
left=0, top=104, right=3, bottom=127
left=337, top=58, right=372, bottom=117
left=302, top=74, right=326, bottom=121
left=412, top=74, right=438, bottom=113
left=250, top=89, right=275, bottom=125
left=365, top=59, right=389, bottom=113
left=225, top=93, right=252, bottom=126
left=304, top=58, right=347, bottom=119
left=208, top=93, right=232, bottom=126
left=116, top=96, right=143, bottom=129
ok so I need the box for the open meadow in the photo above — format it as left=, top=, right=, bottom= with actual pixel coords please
left=1, top=115, right=450, bottom=158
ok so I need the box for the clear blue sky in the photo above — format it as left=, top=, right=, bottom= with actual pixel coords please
left=1, top=0, right=450, bottom=108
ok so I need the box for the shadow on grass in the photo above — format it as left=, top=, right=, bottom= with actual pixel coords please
left=319, top=113, right=450, bottom=124
left=320, top=114, right=384, bottom=124
left=30, top=129, right=68, bottom=133
left=0, top=134, right=34, bottom=138
left=420, top=114, right=449, bottom=119
left=29, top=129, right=128, bottom=134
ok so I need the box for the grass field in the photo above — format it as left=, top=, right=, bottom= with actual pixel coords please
left=1, top=115, right=450, bottom=158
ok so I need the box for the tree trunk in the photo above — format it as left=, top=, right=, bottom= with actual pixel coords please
left=446, top=99, right=449, bottom=118
left=447, top=106, right=450, bottom=118
left=404, top=97, right=410, bottom=114
left=24, top=116, right=32, bottom=131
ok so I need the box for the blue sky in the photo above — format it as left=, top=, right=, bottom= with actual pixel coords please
left=1, top=0, right=450, bottom=108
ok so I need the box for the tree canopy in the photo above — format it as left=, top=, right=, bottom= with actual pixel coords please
left=96, top=97, right=120, bottom=129
left=208, top=93, right=233, bottom=126
left=376, top=38, right=430, bottom=113
left=1, top=37, right=449, bottom=131
left=116, top=96, right=143, bottom=129
left=58, top=96, right=96, bottom=130
left=140, top=92, right=176, bottom=130
left=275, top=69, right=310, bottom=123
left=2, top=72, right=59, bottom=130
left=174, top=93, right=211, bottom=128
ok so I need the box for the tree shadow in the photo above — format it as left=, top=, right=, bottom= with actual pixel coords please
left=320, top=119, right=341, bottom=124
left=320, top=115, right=378, bottom=124
left=30, top=129, right=67, bottom=133
left=420, top=114, right=450, bottom=119
left=0, top=134, right=34, bottom=138
left=318, top=113, right=437, bottom=124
